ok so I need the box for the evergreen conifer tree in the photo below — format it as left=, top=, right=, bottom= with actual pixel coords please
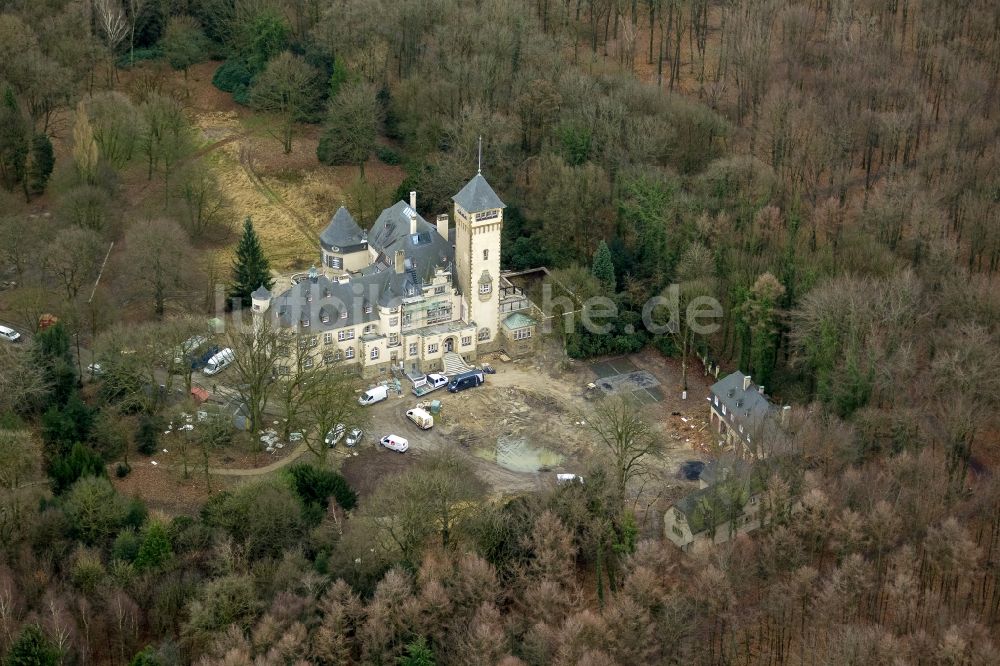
left=0, top=86, right=29, bottom=193
left=5, top=624, right=60, bottom=666
left=230, top=217, right=273, bottom=307
left=592, top=239, right=616, bottom=294
left=27, top=134, right=55, bottom=196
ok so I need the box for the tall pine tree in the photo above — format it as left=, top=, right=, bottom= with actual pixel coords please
left=27, top=134, right=55, bottom=196
left=0, top=85, right=29, bottom=193
left=592, top=239, right=616, bottom=294
left=230, top=216, right=273, bottom=307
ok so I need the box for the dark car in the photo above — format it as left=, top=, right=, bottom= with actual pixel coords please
left=447, top=369, right=485, bottom=393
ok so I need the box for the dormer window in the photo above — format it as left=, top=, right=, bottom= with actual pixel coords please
left=364, top=304, right=372, bottom=314
left=301, top=317, right=310, bottom=327
left=321, top=311, right=330, bottom=324
left=340, top=310, right=348, bottom=319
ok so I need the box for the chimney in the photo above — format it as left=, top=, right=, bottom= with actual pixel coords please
left=394, top=250, right=405, bottom=274
left=758, top=385, right=765, bottom=395
left=781, top=405, right=791, bottom=425
left=743, top=375, right=752, bottom=392
left=409, top=190, right=417, bottom=210
left=436, top=213, right=449, bottom=240
left=409, top=211, right=417, bottom=236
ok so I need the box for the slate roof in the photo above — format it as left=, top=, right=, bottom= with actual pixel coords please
left=251, top=285, right=271, bottom=300
left=452, top=173, right=505, bottom=213
left=363, top=200, right=456, bottom=294
left=270, top=274, right=381, bottom=331
left=674, top=473, right=762, bottom=534
left=320, top=207, right=367, bottom=251
left=710, top=371, right=774, bottom=432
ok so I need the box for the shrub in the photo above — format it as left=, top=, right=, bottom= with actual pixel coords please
left=116, top=47, right=163, bottom=69
left=115, top=462, right=131, bottom=478
left=376, top=145, right=401, bottom=165
left=211, top=59, right=254, bottom=105
left=48, top=443, right=106, bottom=495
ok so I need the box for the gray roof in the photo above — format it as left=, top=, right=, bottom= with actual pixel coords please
left=363, top=200, right=457, bottom=297
left=271, top=274, right=381, bottom=331
left=320, top=207, right=366, bottom=251
left=251, top=285, right=271, bottom=300
left=710, top=371, right=774, bottom=432
left=452, top=173, right=505, bottom=213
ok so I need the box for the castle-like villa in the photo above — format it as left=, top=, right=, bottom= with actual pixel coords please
left=251, top=172, right=538, bottom=379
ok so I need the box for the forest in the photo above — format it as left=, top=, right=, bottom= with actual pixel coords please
left=1, top=0, right=999, bottom=664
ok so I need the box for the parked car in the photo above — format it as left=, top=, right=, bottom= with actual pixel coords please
left=379, top=434, right=409, bottom=453
left=448, top=369, right=485, bottom=393
left=87, top=363, right=104, bottom=377
left=481, top=362, right=496, bottom=374
left=0, top=325, right=22, bottom=343
left=190, top=345, right=221, bottom=370
left=556, top=473, right=585, bottom=485
left=359, top=385, right=389, bottom=405
left=405, top=407, right=434, bottom=430
left=202, top=348, right=235, bottom=375
left=345, top=427, right=364, bottom=447
left=325, top=423, right=346, bottom=446
left=174, top=335, right=209, bottom=365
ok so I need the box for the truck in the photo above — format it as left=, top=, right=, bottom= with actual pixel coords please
left=405, top=407, right=434, bottom=430
left=411, top=372, right=449, bottom=397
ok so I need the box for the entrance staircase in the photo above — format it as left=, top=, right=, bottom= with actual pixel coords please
left=442, top=352, right=474, bottom=375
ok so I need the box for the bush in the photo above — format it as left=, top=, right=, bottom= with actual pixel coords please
left=376, top=145, right=401, bottom=165
left=116, top=47, right=163, bottom=69
left=113, top=528, right=141, bottom=562
left=211, top=59, right=254, bottom=105
left=49, top=443, right=106, bottom=495
left=116, top=462, right=131, bottom=478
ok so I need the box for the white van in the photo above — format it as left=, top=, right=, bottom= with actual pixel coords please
left=202, top=348, right=235, bottom=375
left=358, top=385, right=389, bottom=406
left=379, top=435, right=409, bottom=453
left=405, top=407, right=434, bottom=430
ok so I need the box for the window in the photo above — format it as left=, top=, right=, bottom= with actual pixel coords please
left=310, top=336, right=318, bottom=347
left=340, top=310, right=348, bottom=319
left=301, top=317, right=310, bottom=327
left=749, top=496, right=757, bottom=505
left=321, top=311, right=331, bottom=324
left=721, top=404, right=727, bottom=416
left=409, top=343, right=418, bottom=356
left=345, top=347, right=354, bottom=359
left=426, top=303, right=452, bottom=325
left=427, top=343, right=438, bottom=354
left=389, top=333, right=399, bottom=346
left=363, top=324, right=374, bottom=335
left=278, top=365, right=290, bottom=376
left=478, top=327, right=490, bottom=341
left=335, top=350, right=342, bottom=361
left=323, top=332, right=333, bottom=345
left=303, top=356, right=314, bottom=369
left=479, top=282, right=491, bottom=294
left=402, top=312, right=412, bottom=326
left=672, top=525, right=684, bottom=538
left=461, top=336, right=472, bottom=346
left=323, top=351, right=335, bottom=365
left=713, top=395, right=718, bottom=406
left=483, top=249, right=488, bottom=261
left=389, top=317, right=398, bottom=326
left=434, top=285, right=445, bottom=294
left=364, top=304, right=373, bottom=314
left=513, top=328, right=531, bottom=341
left=370, top=348, right=379, bottom=360
left=326, top=255, right=342, bottom=269
left=338, top=330, right=355, bottom=342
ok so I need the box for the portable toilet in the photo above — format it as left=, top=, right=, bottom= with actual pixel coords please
left=429, top=400, right=441, bottom=415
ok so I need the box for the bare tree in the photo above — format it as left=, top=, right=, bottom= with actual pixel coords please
left=226, top=318, right=288, bottom=433
left=588, top=395, right=662, bottom=500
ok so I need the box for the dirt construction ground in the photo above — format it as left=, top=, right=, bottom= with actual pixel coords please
left=340, top=348, right=716, bottom=535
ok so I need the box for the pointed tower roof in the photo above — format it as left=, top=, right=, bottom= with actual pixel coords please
left=251, top=285, right=271, bottom=300
left=452, top=174, right=505, bottom=214
left=320, top=206, right=366, bottom=250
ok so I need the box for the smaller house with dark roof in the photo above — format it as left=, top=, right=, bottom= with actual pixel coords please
left=664, top=460, right=765, bottom=551
left=709, top=371, right=783, bottom=457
